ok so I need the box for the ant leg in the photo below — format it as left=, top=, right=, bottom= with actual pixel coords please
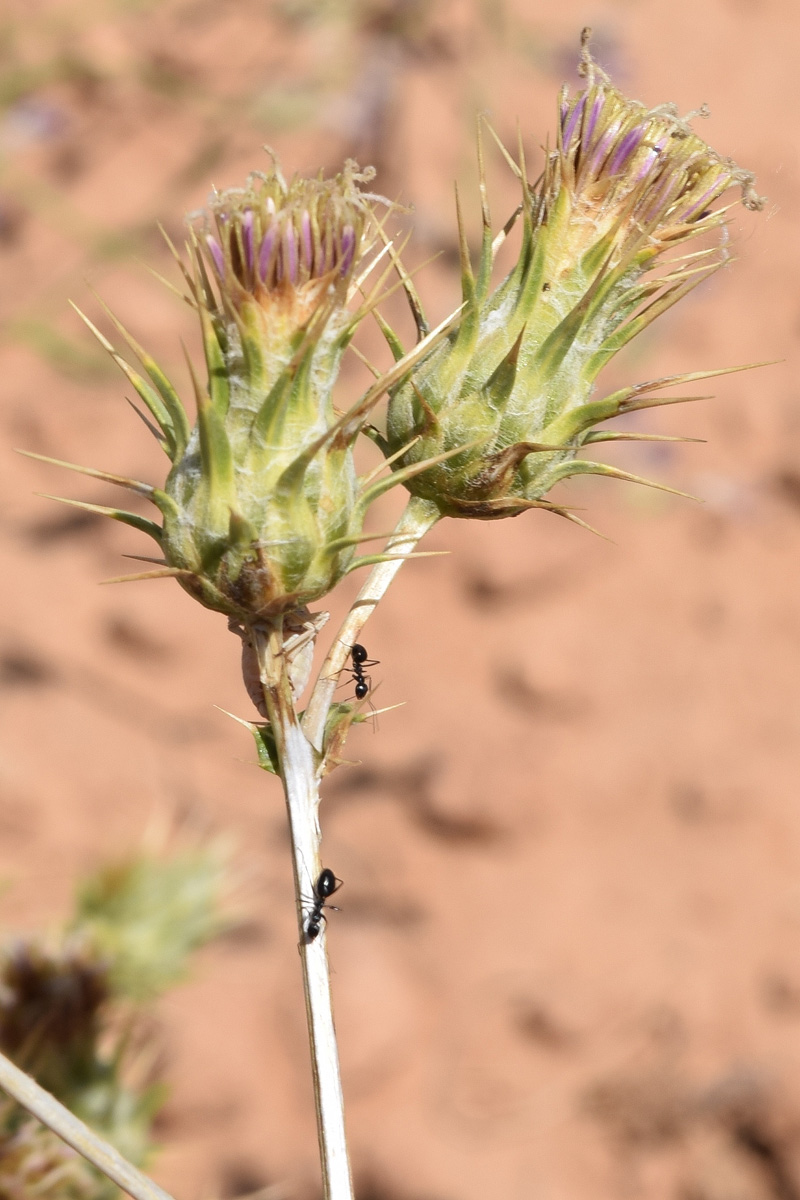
left=364, top=697, right=379, bottom=732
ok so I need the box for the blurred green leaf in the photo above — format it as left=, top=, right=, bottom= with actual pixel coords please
left=72, top=847, right=230, bottom=1003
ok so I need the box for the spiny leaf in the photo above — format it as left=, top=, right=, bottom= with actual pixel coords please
left=582, top=430, right=704, bottom=445
left=540, top=394, right=709, bottom=446
left=588, top=265, right=720, bottom=374
left=548, top=459, right=697, bottom=501
left=378, top=230, right=429, bottom=340
left=323, top=529, right=412, bottom=555
left=126, top=396, right=168, bottom=446
left=370, top=308, right=406, bottom=363
left=359, top=435, right=421, bottom=488
left=100, top=567, right=195, bottom=584
left=349, top=341, right=384, bottom=377
left=36, top=494, right=163, bottom=543
left=475, top=495, right=608, bottom=539
left=18, top=450, right=156, bottom=497
left=617, top=360, right=777, bottom=401
left=90, top=293, right=191, bottom=456
left=345, top=549, right=448, bottom=573
left=71, top=303, right=177, bottom=458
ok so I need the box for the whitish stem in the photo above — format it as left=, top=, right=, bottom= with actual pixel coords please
left=303, top=495, right=439, bottom=750
left=0, top=1049, right=175, bottom=1200
left=249, top=496, right=438, bottom=1199
left=253, top=623, right=353, bottom=1200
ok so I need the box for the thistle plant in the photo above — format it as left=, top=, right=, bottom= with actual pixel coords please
left=0, top=844, right=231, bottom=1200
left=6, top=30, right=763, bottom=1200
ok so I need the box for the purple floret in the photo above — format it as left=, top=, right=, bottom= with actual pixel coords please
left=633, top=135, right=668, bottom=184
left=283, top=223, right=298, bottom=284
left=241, top=209, right=254, bottom=273
left=606, top=126, right=645, bottom=179
left=301, top=210, right=314, bottom=274
left=206, top=235, right=225, bottom=277
left=562, top=95, right=586, bottom=151
left=679, top=177, right=729, bottom=222
left=339, top=225, right=356, bottom=276
left=583, top=91, right=605, bottom=148
left=259, top=225, right=276, bottom=284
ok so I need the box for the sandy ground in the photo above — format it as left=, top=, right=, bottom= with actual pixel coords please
left=1, top=1, right=799, bottom=1197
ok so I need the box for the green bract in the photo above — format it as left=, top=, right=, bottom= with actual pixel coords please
left=385, top=40, right=763, bottom=523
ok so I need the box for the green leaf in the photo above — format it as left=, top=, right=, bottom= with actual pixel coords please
left=252, top=723, right=280, bottom=774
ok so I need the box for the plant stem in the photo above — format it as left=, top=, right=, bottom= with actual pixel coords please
left=0, top=1049, right=175, bottom=1200
left=303, top=495, right=439, bottom=750
left=254, top=623, right=353, bottom=1200
left=250, top=497, right=438, bottom=1199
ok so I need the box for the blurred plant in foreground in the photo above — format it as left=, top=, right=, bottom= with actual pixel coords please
left=0, top=842, right=231, bottom=1199
left=14, top=29, right=763, bottom=1200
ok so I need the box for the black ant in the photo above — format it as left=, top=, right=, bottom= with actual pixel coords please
left=349, top=642, right=379, bottom=701
left=304, top=868, right=342, bottom=943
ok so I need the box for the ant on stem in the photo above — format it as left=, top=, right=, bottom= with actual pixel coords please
left=304, top=868, right=342, bottom=943
left=349, top=643, right=379, bottom=701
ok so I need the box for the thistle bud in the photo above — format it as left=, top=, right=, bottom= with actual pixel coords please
left=386, top=32, right=763, bottom=523
left=159, top=159, right=378, bottom=619
left=36, top=159, right=418, bottom=624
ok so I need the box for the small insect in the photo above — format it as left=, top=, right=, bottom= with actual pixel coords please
left=304, top=868, right=342, bottom=943
left=350, top=642, right=379, bottom=701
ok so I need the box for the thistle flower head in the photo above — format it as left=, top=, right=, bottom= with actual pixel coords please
left=385, top=30, right=764, bottom=523
left=40, top=158, right=419, bottom=627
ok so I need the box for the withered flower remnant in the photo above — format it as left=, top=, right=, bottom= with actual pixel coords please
left=385, top=34, right=764, bottom=523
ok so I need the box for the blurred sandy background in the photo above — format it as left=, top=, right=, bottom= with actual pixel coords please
left=0, top=1, right=798, bottom=1197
